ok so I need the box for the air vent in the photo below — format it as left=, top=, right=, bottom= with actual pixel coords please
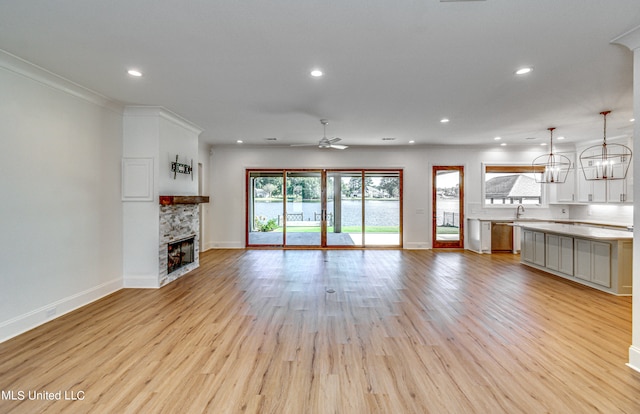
left=382, top=137, right=396, bottom=141
left=440, top=0, right=485, bottom=2
left=525, top=137, right=537, bottom=140
left=265, top=137, right=277, bottom=141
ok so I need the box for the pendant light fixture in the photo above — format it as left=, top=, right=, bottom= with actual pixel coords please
left=532, top=127, right=572, bottom=183
left=579, top=111, right=632, bottom=181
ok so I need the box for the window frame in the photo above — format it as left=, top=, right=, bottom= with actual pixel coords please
left=481, top=163, right=547, bottom=208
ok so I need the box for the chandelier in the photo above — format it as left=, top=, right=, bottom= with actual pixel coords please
left=532, top=127, right=572, bottom=183
left=579, top=111, right=632, bottom=181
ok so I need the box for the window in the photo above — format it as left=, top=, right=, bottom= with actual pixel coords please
left=482, top=164, right=543, bottom=206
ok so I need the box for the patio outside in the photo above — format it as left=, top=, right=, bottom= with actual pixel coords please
left=248, top=171, right=401, bottom=247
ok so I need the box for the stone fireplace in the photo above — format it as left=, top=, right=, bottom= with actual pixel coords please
left=158, top=197, right=207, bottom=286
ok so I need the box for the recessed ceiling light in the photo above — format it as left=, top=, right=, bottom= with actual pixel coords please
left=631, top=118, right=636, bottom=122
left=310, top=69, right=323, bottom=77
left=557, top=136, right=565, bottom=140
left=440, top=118, right=450, bottom=123
left=127, top=69, right=142, bottom=77
left=541, top=143, right=547, bottom=146
left=500, top=143, right=507, bottom=146
left=236, top=140, right=243, bottom=144
left=494, top=136, right=501, bottom=141
left=515, top=67, right=533, bottom=75
left=409, top=140, right=415, bottom=144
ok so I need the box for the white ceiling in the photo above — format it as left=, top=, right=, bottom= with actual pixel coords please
left=1, top=0, right=639, bottom=148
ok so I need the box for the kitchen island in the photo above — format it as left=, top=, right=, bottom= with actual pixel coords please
left=518, top=222, right=632, bottom=295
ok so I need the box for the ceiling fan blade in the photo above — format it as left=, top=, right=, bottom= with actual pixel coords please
left=328, top=137, right=342, bottom=144
left=329, top=144, right=348, bottom=150
left=290, top=143, right=318, bottom=147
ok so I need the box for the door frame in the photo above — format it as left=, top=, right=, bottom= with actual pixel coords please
left=432, top=166, right=464, bottom=249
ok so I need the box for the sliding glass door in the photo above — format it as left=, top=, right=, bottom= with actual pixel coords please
left=364, top=171, right=401, bottom=246
left=247, top=169, right=402, bottom=248
left=326, top=171, right=363, bottom=247
left=247, top=171, right=284, bottom=246
left=284, top=171, right=322, bottom=246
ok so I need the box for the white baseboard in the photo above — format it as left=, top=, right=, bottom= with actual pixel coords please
left=123, top=275, right=159, bottom=288
left=206, top=241, right=245, bottom=249
left=627, top=345, right=640, bottom=373
left=0, top=278, right=122, bottom=343
left=403, top=242, right=431, bottom=250
left=205, top=241, right=432, bottom=250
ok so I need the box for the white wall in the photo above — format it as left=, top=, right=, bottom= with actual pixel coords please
left=632, top=38, right=640, bottom=373
left=612, top=24, right=640, bottom=372
left=159, top=113, right=200, bottom=195
left=0, top=51, right=123, bottom=341
left=205, top=144, right=568, bottom=249
left=122, top=107, right=202, bottom=288
left=122, top=108, right=160, bottom=288
left=198, top=141, right=212, bottom=249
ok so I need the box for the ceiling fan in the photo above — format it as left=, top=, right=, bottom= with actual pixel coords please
left=291, top=119, right=348, bottom=150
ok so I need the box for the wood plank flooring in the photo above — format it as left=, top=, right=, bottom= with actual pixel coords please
left=1, top=249, right=640, bottom=413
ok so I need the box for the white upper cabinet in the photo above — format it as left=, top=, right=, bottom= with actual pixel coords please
left=548, top=152, right=577, bottom=203
left=572, top=137, right=633, bottom=204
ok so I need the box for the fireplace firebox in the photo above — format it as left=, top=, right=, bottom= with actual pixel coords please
left=167, top=236, right=195, bottom=274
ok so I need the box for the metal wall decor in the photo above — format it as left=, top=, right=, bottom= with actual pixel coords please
left=171, top=155, right=193, bottom=180
left=532, top=127, right=572, bottom=184
left=579, top=111, right=632, bottom=181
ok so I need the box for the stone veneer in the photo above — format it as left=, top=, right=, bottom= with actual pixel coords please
left=159, top=204, right=200, bottom=286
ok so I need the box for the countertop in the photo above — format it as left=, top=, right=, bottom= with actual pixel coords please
left=466, top=217, right=631, bottom=230
left=515, top=222, right=632, bottom=241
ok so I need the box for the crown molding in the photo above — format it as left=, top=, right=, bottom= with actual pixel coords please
left=0, top=49, right=123, bottom=113
left=611, top=24, right=640, bottom=51
left=124, top=106, right=203, bottom=136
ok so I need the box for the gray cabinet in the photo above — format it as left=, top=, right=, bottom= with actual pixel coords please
left=522, top=230, right=545, bottom=266
left=591, top=241, right=612, bottom=287
left=574, top=238, right=592, bottom=281
left=573, top=238, right=611, bottom=287
left=519, top=225, right=629, bottom=295
left=546, top=234, right=573, bottom=275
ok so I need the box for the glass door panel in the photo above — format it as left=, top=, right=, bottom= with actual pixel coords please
left=432, top=166, right=464, bottom=248
left=364, top=171, right=401, bottom=246
left=247, top=171, right=284, bottom=246
left=326, top=171, right=363, bottom=247
left=247, top=169, right=402, bottom=248
left=284, top=171, right=322, bottom=246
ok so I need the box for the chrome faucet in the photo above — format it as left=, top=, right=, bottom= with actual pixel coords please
left=516, top=204, right=525, bottom=219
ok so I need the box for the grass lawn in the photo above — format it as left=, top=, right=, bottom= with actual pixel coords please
left=273, top=225, right=399, bottom=233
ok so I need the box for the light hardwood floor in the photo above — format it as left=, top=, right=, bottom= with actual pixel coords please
left=1, top=249, right=640, bottom=413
